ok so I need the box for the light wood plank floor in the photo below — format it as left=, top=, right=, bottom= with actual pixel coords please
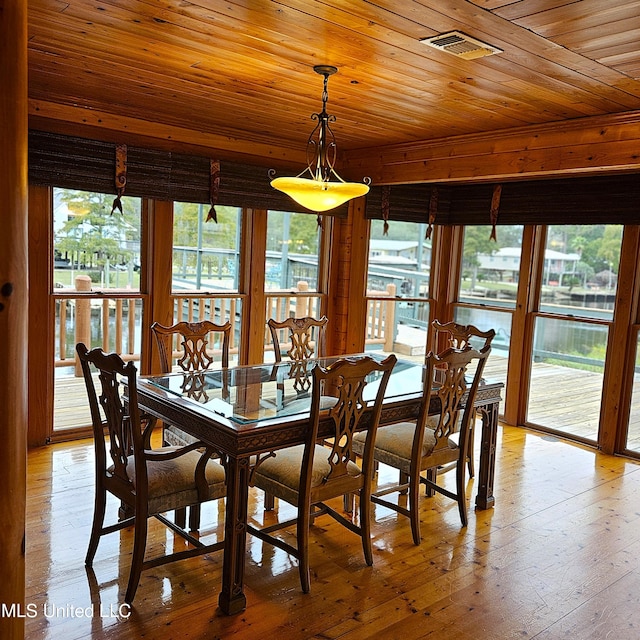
left=25, top=425, right=640, bottom=639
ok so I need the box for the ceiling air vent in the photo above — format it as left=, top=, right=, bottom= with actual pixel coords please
left=420, top=31, right=502, bottom=60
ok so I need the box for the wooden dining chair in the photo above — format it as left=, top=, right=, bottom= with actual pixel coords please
left=264, top=315, right=329, bottom=509
left=151, top=319, right=231, bottom=374
left=267, top=315, right=328, bottom=363
left=248, top=353, right=397, bottom=593
left=76, top=343, right=227, bottom=604
left=151, top=319, right=231, bottom=530
left=432, top=320, right=496, bottom=477
left=352, top=344, right=490, bottom=545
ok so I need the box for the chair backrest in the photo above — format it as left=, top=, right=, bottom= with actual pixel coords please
left=268, top=316, right=328, bottom=363
left=76, top=342, right=144, bottom=493
left=418, top=344, right=491, bottom=457
left=151, top=320, right=231, bottom=373
left=301, top=354, right=397, bottom=494
left=432, top=319, right=495, bottom=353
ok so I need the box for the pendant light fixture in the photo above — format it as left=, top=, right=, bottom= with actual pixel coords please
left=270, top=65, right=370, bottom=212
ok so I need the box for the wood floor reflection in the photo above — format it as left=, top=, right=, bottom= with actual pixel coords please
left=26, top=425, right=640, bottom=640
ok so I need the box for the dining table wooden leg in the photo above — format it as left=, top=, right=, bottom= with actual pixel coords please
left=475, top=400, right=499, bottom=510
left=218, top=455, right=250, bottom=615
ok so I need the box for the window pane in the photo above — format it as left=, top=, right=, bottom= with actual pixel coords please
left=459, top=225, right=523, bottom=309
left=625, top=334, right=640, bottom=454
left=266, top=211, right=320, bottom=291
left=53, top=188, right=142, bottom=291
left=454, top=306, right=510, bottom=414
left=54, top=295, right=144, bottom=433
left=540, top=225, right=620, bottom=320
left=364, top=299, right=430, bottom=359
left=172, top=203, right=241, bottom=292
left=527, top=316, right=606, bottom=441
left=171, top=294, right=242, bottom=366
left=368, top=220, right=430, bottom=298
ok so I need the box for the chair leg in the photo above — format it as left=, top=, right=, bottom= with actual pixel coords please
left=125, top=509, right=148, bottom=604
left=359, top=490, right=374, bottom=566
left=85, top=485, right=107, bottom=566
left=467, top=412, right=475, bottom=478
left=297, top=503, right=311, bottom=593
left=408, top=471, right=422, bottom=545
left=264, top=491, right=275, bottom=511
left=175, top=507, right=187, bottom=529
left=424, top=468, right=437, bottom=497
left=456, top=459, right=468, bottom=528
left=189, top=504, right=201, bottom=532
left=399, top=470, right=409, bottom=494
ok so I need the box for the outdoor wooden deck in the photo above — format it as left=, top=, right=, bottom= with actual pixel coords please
left=52, top=352, right=640, bottom=453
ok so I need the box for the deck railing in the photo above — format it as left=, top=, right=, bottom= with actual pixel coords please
left=53, top=278, right=401, bottom=375
left=365, top=284, right=397, bottom=352
left=171, top=292, right=243, bottom=359
left=53, top=276, right=144, bottom=374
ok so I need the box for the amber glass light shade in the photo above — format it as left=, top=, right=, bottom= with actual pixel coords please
left=270, top=175, right=370, bottom=212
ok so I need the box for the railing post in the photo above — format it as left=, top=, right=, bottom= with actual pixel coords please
left=295, top=280, right=309, bottom=317
left=384, top=283, right=397, bottom=352
left=74, top=274, right=92, bottom=376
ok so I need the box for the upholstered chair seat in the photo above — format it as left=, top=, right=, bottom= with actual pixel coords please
left=354, top=422, right=458, bottom=475
left=253, top=444, right=363, bottom=507
left=109, top=449, right=226, bottom=514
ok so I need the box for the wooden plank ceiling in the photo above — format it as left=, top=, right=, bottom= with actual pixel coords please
left=27, top=0, right=640, bottom=173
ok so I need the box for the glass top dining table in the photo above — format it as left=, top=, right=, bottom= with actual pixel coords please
left=135, top=353, right=503, bottom=616
left=142, top=353, right=425, bottom=426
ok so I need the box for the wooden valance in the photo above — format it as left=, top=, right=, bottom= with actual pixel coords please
left=366, top=175, right=640, bottom=226
left=27, top=130, right=348, bottom=217
left=29, top=130, right=640, bottom=225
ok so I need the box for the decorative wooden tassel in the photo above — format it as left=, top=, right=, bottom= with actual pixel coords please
left=425, top=186, right=438, bottom=240
left=382, top=185, right=390, bottom=236
left=206, top=160, right=220, bottom=222
left=490, top=184, right=502, bottom=241
left=111, top=144, right=127, bottom=215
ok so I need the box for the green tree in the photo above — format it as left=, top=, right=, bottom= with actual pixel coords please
left=289, top=213, right=320, bottom=253
left=596, top=225, right=622, bottom=272
left=55, top=190, right=140, bottom=271
left=462, top=226, right=498, bottom=274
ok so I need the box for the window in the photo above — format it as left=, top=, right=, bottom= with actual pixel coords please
left=265, top=211, right=321, bottom=291
left=52, top=188, right=143, bottom=434
left=526, top=225, right=621, bottom=442
left=626, top=332, right=640, bottom=454
left=53, top=188, right=142, bottom=291
left=459, top=225, right=523, bottom=308
left=172, top=203, right=242, bottom=292
left=366, top=219, right=431, bottom=357
left=171, top=203, right=243, bottom=365
left=455, top=225, right=524, bottom=413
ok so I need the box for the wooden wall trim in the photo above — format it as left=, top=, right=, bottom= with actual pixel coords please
left=28, top=185, right=54, bottom=447
left=429, top=225, right=461, bottom=330
left=501, top=225, right=539, bottom=427
left=326, top=197, right=368, bottom=356
left=29, top=99, right=307, bottom=169
left=0, top=1, right=28, bottom=637
left=240, top=209, right=267, bottom=365
left=141, top=199, right=174, bottom=375
left=344, top=111, right=640, bottom=185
